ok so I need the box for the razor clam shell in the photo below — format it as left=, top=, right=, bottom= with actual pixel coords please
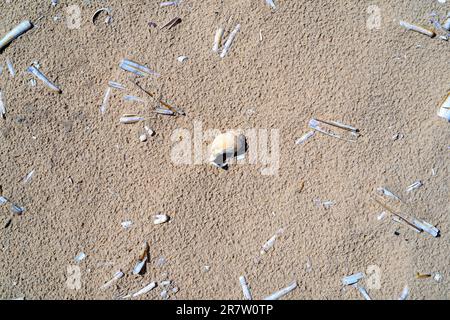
left=27, top=65, right=62, bottom=93
left=155, top=108, right=175, bottom=116
left=0, top=20, right=33, bottom=51
left=119, top=115, right=145, bottom=124
left=119, top=59, right=160, bottom=77
left=443, top=18, right=450, bottom=31
left=212, top=28, right=224, bottom=52
left=132, top=257, right=147, bottom=275
left=412, top=219, right=440, bottom=237
left=108, top=81, right=126, bottom=90
left=263, top=281, right=297, bottom=300
left=11, top=204, right=25, bottom=215
left=100, top=87, right=112, bottom=114
left=154, top=214, right=169, bottom=225
left=0, top=90, right=6, bottom=119
left=239, top=276, right=253, bottom=300
left=265, top=0, right=276, bottom=9
left=6, top=58, right=15, bottom=77
left=342, top=272, right=364, bottom=286
left=399, top=20, right=436, bottom=37
left=131, top=281, right=157, bottom=297
left=261, top=228, right=284, bottom=254
left=0, top=196, right=8, bottom=205
left=406, top=180, right=423, bottom=192
left=399, top=286, right=409, bottom=300
left=100, top=271, right=124, bottom=290
left=354, top=283, right=371, bottom=300
left=159, top=280, right=171, bottom=287
left=376, top=187, right=401, bottom=201
left=220, top=24, right=241, bottom=58
left=295, top=131, right=315, bottom=145
left=124, top=95, right=146, bottom=103
left=23, top=170, right=35, bottom=184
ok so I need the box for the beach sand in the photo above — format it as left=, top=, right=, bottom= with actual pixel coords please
left=0, top=0, right=448, bottom=299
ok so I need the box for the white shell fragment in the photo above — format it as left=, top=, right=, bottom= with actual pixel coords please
left=376, top=187, right=401, bottom=201
left=160, top=1, right=181, bottom=7
left=119, top=115, right=145, bottom=124
left=399, top=21, right=436, bottom=37
left=437, top=93, right=450, bottom=121
left=10, top=204, right=25, bottom=215
left=0, top=90, right=6, bottom=119
left=74, top=252, right=86, bottom=263
left=154, top=214, right=169, bottom=225
left=354, top=283, right=371, bottom=300
left=443, top=17, right=450, bottom=31
left=220, top=24, right=241, bottom=58
left=261, top=228, right=284, bottom=255
left=126, top=282, right=157, bottom=298
left=119, top=59, right=160, bottom=78
left=100, top=270, right=124, bottom=290
left=155, top=107, right=175, bottom=116
left=209, top=131, right=247, bottom=168
left=108, top=81, right=126, bottom=90
left=295, top=131, right=315, bottom=145
left=0, top=196, right=7, bottom=205
left=6, top=58, right=15, bottom=77
left=144, top=126, right=155, bottom=137
left=406, top=181, right=423, bottom=192
left=265, top=0, right=276, bottom=9
left=23, top=170, right=35, bottom=184
left=0, top=20, right=33, bottom=51
left=412, top=219, right=440, bottom=237
left=212, top=28, right=224, bottom=53
left=342, top=272, right=364, bottom=286
left=177, top=56, right=188, bottom=63
left=239, top=276, right=252, bottom=300
left=263, top=281, right=297, bottom=300
left=399, top=286, right=409, bottom=300
left=27, top=65, right=62, bottom=93
left=139, top=134, right=147, bottom=142
left=121, top=220, right=133, bottom=229
left=100, top=87, right=112, bottom=114
left=124, top=95, right=146, bottom=103
left=132, top=257, right=148, bottom=275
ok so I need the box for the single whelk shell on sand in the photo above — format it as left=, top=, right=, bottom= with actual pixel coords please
left=209, top=131, right=247, bottom=168
left=0, top=20, right=33, bottom=51
left=119, top=114, right=145, bottom=124
left=212, top=28, right=224, bottom=53
left=154, top=214, right=169, bottom=225
left=263, top=281, right=297, bottom=300
left=437, top=93, right=450, bottom=121
left=399, top=21, right=436, bottom=38
left=119, top=59, right=160, bottom=78
left=27, top=65, right=62, bottom=93
left=0, top=90, right=6, bottom=119
left=239, top=276, right=252, bottom=300
left=220, top=24, right=241, bottom=58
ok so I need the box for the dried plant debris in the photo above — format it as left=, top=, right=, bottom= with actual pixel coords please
left=132, top=242, right=149, bottom=275
left=119, top=59, right=160, bottom=78
left=263, top=281, right=297, bottom=300
left=27, top=65, right=62, bottom=93
left=100, top=270, right=124, bottom=290
left=161, top=17, right=182, bottom=30
left=153, top=214, right=169, bottom=225
left=309, top=118, right=359, bottom=142
left=438, top=93, right=450, bottom=121
left=416, top=272, right=432, bottom=279
left=399, top=20, right=436, bottom=37
left=0, top=20, right=33, bottom=51
left=220, top=24, right=241, bottom=58
left=239, top=276, right=252, bottom=300
left=0, top=90, right=6, bottom=119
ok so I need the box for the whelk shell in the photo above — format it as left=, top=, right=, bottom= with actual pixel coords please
left=209, top=131, right=247, bottom=168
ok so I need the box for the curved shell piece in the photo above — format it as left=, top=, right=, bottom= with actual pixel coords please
left=438, top=93, right=450, bottom=121
left=0, top=20, right=33, bottom=51
left=209, top=131, right=247, bottom=167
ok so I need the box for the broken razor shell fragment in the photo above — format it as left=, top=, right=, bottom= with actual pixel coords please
left=177, top=56, right=188, bottom=63
left=412, top=219, right=440, bottom=237
left=132, top=242, right=150, bottom=275
left=295, top=131, right=315, bottom=145
left=126, top=282, right=157, bottom=298
left=353, top=283, right=371, bottom=300
left=119, top=59, right=160, bottom=78
left=399, top=286, right=409, bottom=300
left=443, top=17, right=450, bottom=31
left=153, top=214, right=169, bottom=225
left=0, top=90, right=6, bottom=119
left=74, top=252, right=86, bottom=263
left=100, top=87, right=112, bottom=114
left=342, top=272, right=364, bottom=286
left=119, top=115, right=145, bottom=124
left=155, top=107, right=175, bottom=115
left=212, top=27, right=224, bottom=53
left=100, top=270, right=124, bottom=290
left=108, top=81, right=125, bottom=90
left=399, top=20, right=436, bottom=37
left=220, top=24, right=241, bottom=58
left=0, top=20, right=33, bottom=52
left=309, top=118, right=358, bottom=142
left=27, top=65, right=62, bottom=93
left=239, top=276, right=252, bottom=300
left=263, top=281, right=297, bottom=300
left=376, top=187, right=401, bottom=201
left=10, top=204, right=25, bottom=215
left=406, top=181, right=423, bottom=192
left=261, top=228, right=284, bottom=255
left=6, top=58, right=15, bottom=77
left=124, top=95, right=146, bottom=103
left=209, top=131, right=247, bottom=168
left=265, top=0, right=276, bottom=9
left=437, top=93, right=450, bottom=121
